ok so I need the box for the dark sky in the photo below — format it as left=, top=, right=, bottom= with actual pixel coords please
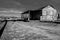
left=0, top=0, right=60, bottom=11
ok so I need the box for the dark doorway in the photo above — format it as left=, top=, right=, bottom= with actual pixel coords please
left=30, top=9, right=42, bottom=20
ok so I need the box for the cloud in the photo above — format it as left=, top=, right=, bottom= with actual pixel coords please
left=0, top=0, right=60, bottom=11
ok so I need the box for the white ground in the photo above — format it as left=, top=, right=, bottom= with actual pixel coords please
left=1, top=20, right=60, bottom=40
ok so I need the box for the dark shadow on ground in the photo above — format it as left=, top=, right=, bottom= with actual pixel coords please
left=0, top=20, right=7, bottom=38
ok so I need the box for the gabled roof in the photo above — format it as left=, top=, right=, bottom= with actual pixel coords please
left=40, top=4, right=55, bottom=10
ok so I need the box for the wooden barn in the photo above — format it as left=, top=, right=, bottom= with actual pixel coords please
left=40, top=5, right=58, bottom=21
